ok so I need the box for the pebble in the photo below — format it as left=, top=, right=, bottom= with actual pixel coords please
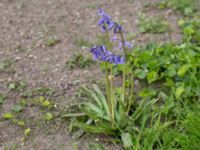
left=15, top=56, right=21, bottom=61
left=28, top=54, right=37, bottom=59
left=28, top=54, right=34, bottom=58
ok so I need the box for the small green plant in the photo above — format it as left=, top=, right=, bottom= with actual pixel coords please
left=24, top=128, right=31, bottom=135
left=138, top=13, right=169, bottom=34
left=46, top=38, right=60, bottom=46
left=21, top=128, right=31, bottom=142
left=0, top=59, right=14, bottom=70
left=178, top=19, right=200, bottom=43
left=159, top=0, right=198, bottom=16
left=22, top=86, right=55, bottom=98
left=13, top=119, right=25, bottom=126
left=3, top=113, right=14, bottom=119
left=65, top=53, right=94, bottom=69
left=41, top=100, right=51, bottom=107
left=31, top=96, right=53, bottom=110
left=12, top=99, right=27, bottom=113
left=0, top=93, right=6, bottom=106
left=35, top=86, right=55, bottom=97
left=12, top=105, right=24, bottom=113
left=8, top=81, right=27, bottom=92
left=44, top=112, right=53, bottom=121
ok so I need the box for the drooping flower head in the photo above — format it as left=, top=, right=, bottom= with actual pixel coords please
left=98, top=8, right=123, bottom=34
left=98, top=8, right=112, bottom=32
left=90, top=45, right=125, bottom=65
left=90, top=45, right=106, bottom=60
left=108, top=22, right=123, bottom=34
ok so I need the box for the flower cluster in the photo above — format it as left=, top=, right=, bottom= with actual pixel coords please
left=89, top=8, right=132, bottom=65
left=98, top=8, right=123, bottom=34
left=90, top=45, right=125, bottom=65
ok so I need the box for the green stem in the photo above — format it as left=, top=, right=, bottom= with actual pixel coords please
left=119, top=31, right=128, bottom=103
left=105, top=62, right=113, bottom=125
left=127, top=70, right=135, bottom=114
left=110, top=65, right=115, bottom=127
left=105, top=62, right=110, bottom=102
left=122, top=63, right=127, bottom=103
left=119, top=31, right=128, bottom=56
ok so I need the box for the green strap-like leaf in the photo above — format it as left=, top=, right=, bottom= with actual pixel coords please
left=92, top=84, right=109, bottom=117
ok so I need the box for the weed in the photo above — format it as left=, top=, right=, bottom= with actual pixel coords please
left=13, top=119, right=25, bottom=126
left=8, top=81, right=27, bottom=92
left=159, top=0, right=199, bottom=16
left=22, top=86, right=55, bottom=99
left=3, top=113, right=14, bottom=119
left=12, top=105, right=24, bottom=113
left=24, top=128, right=31, bottom=135
left=0, top=59, right=14, bottom=70
left=138, top=13, right=169, bottom=34
left=34, top=86, right=55, bottom=97
left=65, top=53, right=94, bottom=70
left=41, top=100, right=51, bottom=107
left=46, top=38, right=61, bottom=47
left=0, top=93, right=6, bottom=106
left=178, top=19, right=200, bottom=43
left=44, top=112, right=53, bottom=121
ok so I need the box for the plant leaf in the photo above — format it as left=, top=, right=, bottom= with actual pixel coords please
left=121, top=132, right=133, bottom=149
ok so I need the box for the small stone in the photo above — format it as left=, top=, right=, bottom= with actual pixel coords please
left=15, top=56, right=21, bottom=61
left=28, top=54, right=34, bottom=58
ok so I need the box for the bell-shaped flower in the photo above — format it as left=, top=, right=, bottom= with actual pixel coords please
left=98, top=8, right=112, bottom=32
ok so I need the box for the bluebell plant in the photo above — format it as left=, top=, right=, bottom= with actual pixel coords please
left=89, top=8, right=135, bottom=126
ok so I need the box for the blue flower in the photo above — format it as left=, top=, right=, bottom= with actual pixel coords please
left=102, top=53, right=125, bottom=65
left=118, top=41, right=133, bottom=50
left=90, top=45, right=106, bottom=60
left=108, top=22, right=123, bottom=34
left=90, top=45, right=125, bottom=65
left=112, top=55, right=125, bottom=65
left=97, top=8, right=123, bottom=34
left=112, top=37, right=133, bottom=50
left=98, top=8, right=112, bottom=32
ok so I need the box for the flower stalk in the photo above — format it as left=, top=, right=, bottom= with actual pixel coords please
left=105, top=27, right=115, bottom=127
left=89, top=8, right=135, bottom=127
left=119, top=31, right=128, bottom=103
